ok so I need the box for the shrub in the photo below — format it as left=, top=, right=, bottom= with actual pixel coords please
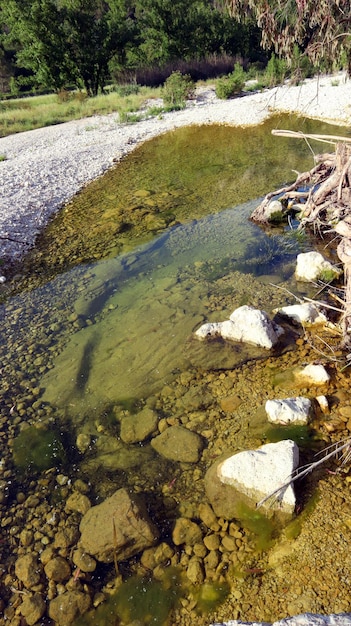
left=263, top=55, right=288, bottom=87
left=162, top=71, right=194, bottom=109
left=215, top=63, right=245, bottom=99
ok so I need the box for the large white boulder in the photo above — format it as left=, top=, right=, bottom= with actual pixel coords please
left=265, top=397, right=312, bottom=425
left=275, top=302, right=327, bottom=325
left=217, top=440, right=299, bottom=514
left=295, top=363, right=330, bottom=386
left=295, top=251, right=342, bottom=282
left=195, top=305, right=283, bottom=349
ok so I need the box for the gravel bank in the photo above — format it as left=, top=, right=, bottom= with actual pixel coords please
left=1, top=72, right=351, bottom=268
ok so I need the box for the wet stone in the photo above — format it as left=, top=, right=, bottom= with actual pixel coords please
left=65, top=492, right=91, bottom=515
left=73, top=548, right=97, bottom=572
left=20, top=593, right=46, bottom=625
left=187, top=556, right=205, bottom=584
left=120, top=407, right=158, bottom=444
left=151, top=425, right=204, bottom=463
left=44, top=556, right=71, bottom=582
left=15, top=553, right=42, bottom=588
left=172, top=517, right=203, bottom=546
left=49, top=590, right=91, bottom=626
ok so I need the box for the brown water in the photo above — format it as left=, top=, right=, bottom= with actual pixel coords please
left=1, top=115, right=351, bottom=625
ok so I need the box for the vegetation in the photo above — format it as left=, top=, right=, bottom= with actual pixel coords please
left=215, top=61, right=245, bottom=98
left=223, top=0, right=351, bottom=74
left=162, top=71, right=194, bottom=109
left=0, top=0, right=262, bottom=96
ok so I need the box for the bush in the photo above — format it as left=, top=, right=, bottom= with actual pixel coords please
left=263, top=55, right=288, bottom=87
left=215, top=63, right=245, bottom=99
left=162, top=71, right=194, bottom=109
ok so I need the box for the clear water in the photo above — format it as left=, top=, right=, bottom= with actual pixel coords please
left=1, top=114, right=349, bottom=625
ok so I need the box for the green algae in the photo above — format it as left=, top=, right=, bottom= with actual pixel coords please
left=12, top=425, right=66, bottom=473
left=75, top=570, right=182, bottom=626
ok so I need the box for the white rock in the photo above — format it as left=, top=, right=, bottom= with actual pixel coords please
left=195, top=306, right=283, bottom=349
left=265, top=397, right=312, bottom=425
left=227, top=305, right=283, bottom=349
left=275, top=302, right=327, bottom=325
left=217, top=440, right=299, bottom=514
left=295, top=251, right=342, bottom=282
left=295, top=363, right=330, bottom=385
left=194, top=322, right=222, bottom=339
left=0, top=275, right=6, bottom=284
left=210, top=612, right=351, bottom=626
left=264, top=199, right=284, bottom=221
left=316, top=395, right=329, bottom=414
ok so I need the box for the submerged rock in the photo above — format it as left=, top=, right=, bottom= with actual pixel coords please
left=265, top=397, right=312, bottom=425
left=151, top=425, right=204, bottom=463
left=120, top=407, right=159, bottom=444
left=79, top=488, right=159, bottom=563
left=295, top=251, right=342, bottom=282
left=195, top=305, right=283, bottom=349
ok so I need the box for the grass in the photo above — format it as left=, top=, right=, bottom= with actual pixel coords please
left=0, top=86, right=163, bottom=138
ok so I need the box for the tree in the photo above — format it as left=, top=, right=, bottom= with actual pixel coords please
left=223, top=0, right=351, bottom=71
left=0, top=0, right=137, bottom=94
left=131, top=0, right=252, bottom=68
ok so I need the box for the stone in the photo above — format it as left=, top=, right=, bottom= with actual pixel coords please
left=265, top=397, right=312, bottom=425
left=20, top=594, right=46, bottom=625
left=195, top=305, right=283, bottom=349
left=186, top=556, right=205, bottom=584
left=210, top=613, right=351, bottom=626
left=217, top=440, right=299, bottom=514
left=49, top=591, right=91, bottom=625
left=44, top=556, right=71, bottom=582
left=151, top=425, right=204, bottom=463
left=316, top=395, right=329, bottom=414
left=295, top=251, right=342, bottom=282
left=172, top=517, right=203, bottom=546
left=275, top=302, right=327, bottom=325
left=65, top=492, right=91, bottom=515
left=295, top=363, right=330, bottom=385
left=120, top=407, right=159, bottom=444
left=264, top=199, right=284, bottom=221
left=198, top=502, right=220, bottom=531
left=79, top=487, right=159, bottom=563
left=73, top=548, right=97, bottom=572
left=15, top=553, right=42, bottom=588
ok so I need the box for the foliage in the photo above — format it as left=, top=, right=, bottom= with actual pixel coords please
left=162, top=71, right=194, bottom=108
left=263, top=54, right=288, bottom=87
left=223, top=0, right=351, bottom=72
left=215, top=62, right=245, bottom=98
left=0, top=0, right=137, bottom=95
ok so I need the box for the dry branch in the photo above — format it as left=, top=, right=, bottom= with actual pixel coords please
left=251, top=130, right=351, bottom=348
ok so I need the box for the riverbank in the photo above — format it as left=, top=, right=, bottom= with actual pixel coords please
left=1, top=71, right=351, bottom=271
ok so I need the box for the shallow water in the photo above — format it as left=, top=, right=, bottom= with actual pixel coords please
left=1, top=114, right=350, bottom=625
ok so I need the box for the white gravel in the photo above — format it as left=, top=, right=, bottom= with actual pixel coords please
left=1, top=71, right=351, bottom=269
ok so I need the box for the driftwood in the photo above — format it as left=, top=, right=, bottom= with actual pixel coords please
left=251, top=131, right=351, bottom=349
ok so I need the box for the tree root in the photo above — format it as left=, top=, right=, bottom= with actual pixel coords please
left=251, top=132, right=351, bottom=349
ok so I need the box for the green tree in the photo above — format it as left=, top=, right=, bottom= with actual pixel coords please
left=222, top=0, right=351, bottom=72
left=0, top=0, right=136, bottom=94
left=131, top=0, right=251, bottom=68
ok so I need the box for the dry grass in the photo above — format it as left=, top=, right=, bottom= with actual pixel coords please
left=0, top=86, right=163, bottom=138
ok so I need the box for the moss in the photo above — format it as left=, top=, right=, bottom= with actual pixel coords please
left=12, top=425, right=66, bottom=472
